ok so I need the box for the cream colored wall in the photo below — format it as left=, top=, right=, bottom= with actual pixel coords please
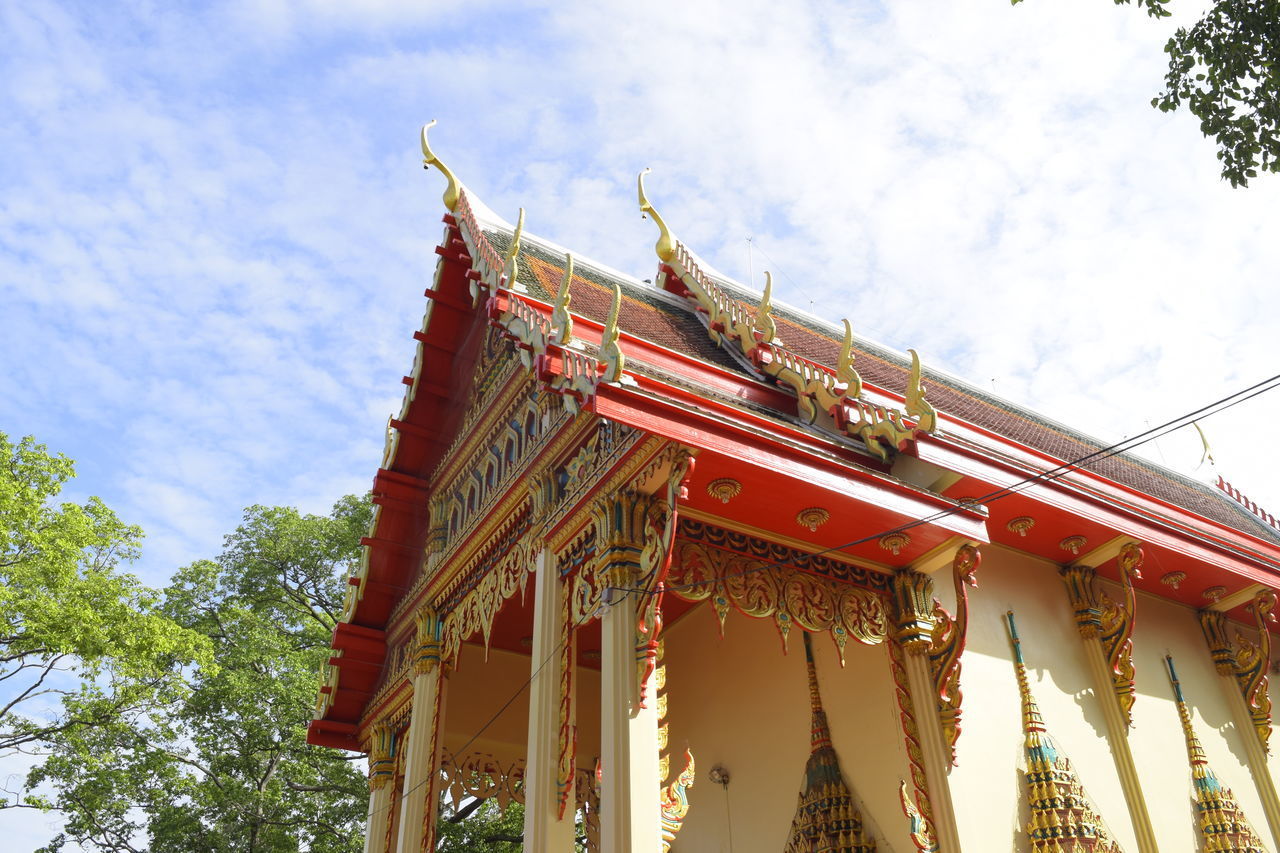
left=442, top=643, right=602, bottom=772
left=663, top=603, right=911, bottom=852
left=663, top=546, right=1275, bottom=852
left=947, top=544, right=1271, bottom=852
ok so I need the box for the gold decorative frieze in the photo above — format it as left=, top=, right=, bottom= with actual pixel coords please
left=637, top=171, right=939, bottom=462
left=440, top=750, right=527, bottom=811
left=705, top=477, right=742, bottom=504
left=796, top=506, right=830, bottom=532
left=1164, top=655, right=1268, bottom=850
left=668, top=540, right=888, bottom=660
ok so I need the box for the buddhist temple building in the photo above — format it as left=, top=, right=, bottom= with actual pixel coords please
left=308, top=124, right=1280, bottom=852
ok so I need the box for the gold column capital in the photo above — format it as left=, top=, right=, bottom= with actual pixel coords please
left=414, top=607, right=443, bottom=676
left=367, top=719, right=396, bottom=790
left=1060, top=564, right=1102, bottom=638
left=891, top=568, right=936, bottom=655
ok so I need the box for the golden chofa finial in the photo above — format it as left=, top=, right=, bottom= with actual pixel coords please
left=754, top=271, right=778, bottom=344
left=637, top=168, right=675, bottom=263
left=837, top=319, right=862, bottom=398
left=551, top=252, right=574, bottom=346
left=420, top=120, right=460, bottom=212
left=600, top=284, right=626, bottom=382
left=905, top=349, right=938, bottom=433
left=502, top=207, right=525, bottom=286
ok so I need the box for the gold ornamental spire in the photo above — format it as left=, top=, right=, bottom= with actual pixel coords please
left=1165, top=655, right=1267, bottom=852
left=783, top=632, right=876, bottom=853
left=1005, top=612, right=1123, bottom=852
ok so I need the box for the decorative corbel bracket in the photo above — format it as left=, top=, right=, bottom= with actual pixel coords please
left=1202, top=591, right=1276, bottom=753
left=1061, top=543, right=1142, bottom=729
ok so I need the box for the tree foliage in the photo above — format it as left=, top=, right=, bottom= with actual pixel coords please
left=28, top=497, right=373, bottom=852
left=1015, top=0, right=1280, bottom=187
left=0, top=432, right=209, bottom=804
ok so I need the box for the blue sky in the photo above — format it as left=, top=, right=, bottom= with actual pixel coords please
left=4, top=0, right=1280, bottom=845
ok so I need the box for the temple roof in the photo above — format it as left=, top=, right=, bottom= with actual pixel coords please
left=486, top=219, right=1279, bottom=546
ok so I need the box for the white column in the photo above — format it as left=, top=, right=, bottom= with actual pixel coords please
left=395, top=611, right=447, bottom=853
left=524, top=549, right=578, bottom=851
left=363, top=783, right=392, bottom=853
left=600, top=577, right=661, bottom=853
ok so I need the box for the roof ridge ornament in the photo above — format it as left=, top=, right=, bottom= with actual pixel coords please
left=905, top=349, right=937, bottom=433
left=551, top=251, right=574, bottom=346
left=754, top=271, right=778, bottom=344
left=502, top=207, right=525, bottom=289
left=420, top=120, right=460, bottom=213
left=637, top=168, right=676, bottom=263
left=838, top=319, right=862, bottom=398
left=600, top=284, right=626, bottom=382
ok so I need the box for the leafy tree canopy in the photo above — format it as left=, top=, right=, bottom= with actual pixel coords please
left=28, top=497, right=373, bottom=852
left=1015, top=0, right=1280, bottom=187
left=0, top=433, right=210, bottom=795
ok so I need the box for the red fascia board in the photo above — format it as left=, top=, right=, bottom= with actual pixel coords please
left=332, top=622, right=387, bottom=663
left=915, top=437, right=1280, bottom=578
left=306, top=720, right=360, bottom=751
left=594, top=384, right=988, bottom=542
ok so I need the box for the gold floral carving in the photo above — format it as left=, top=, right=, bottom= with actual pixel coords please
left=705, top=477, right=742, bottom=504
left=668, top=540, right=887, bottom=661
left=1160, top=571, right=1187, bottom=590
left=660, top=750, right=695, bottom=852
left=1006, top=516, right=1035, bottom=537
left=637, top=174, right=939, bottom=462
left=880, top=532, right=911, bottom=557
left=1203, top=585, right=1228, bottom=603
left=439, top=528, right=536, bottom=665
left=1058, top=535, right=1087, bottom=556
left=796, top=507, right=830, bottom=532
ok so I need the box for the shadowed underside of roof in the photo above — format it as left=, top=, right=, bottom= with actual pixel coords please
left=486, top=224, right=1277, bottom=543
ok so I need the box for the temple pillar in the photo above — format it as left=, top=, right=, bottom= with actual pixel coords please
left=394, top=609, right=447, bottom=853
left=891, top=568, right=963, bottom=853
left=1059, top=561, right=1158, bottom=853
left=364, top=721, right=395, bottom=853
left=523, top=548, right=577, bottom=852
left=597, top=491, right=662, bottom=853
left=1199, top=605, right=1280, bottom=847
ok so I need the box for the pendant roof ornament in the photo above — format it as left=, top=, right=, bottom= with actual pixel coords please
left=1005, top=612, right=1124, bottom=852
left=1165, top=655, right=1267, bottom=852
left=784, top=631, right=877, bottom=853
